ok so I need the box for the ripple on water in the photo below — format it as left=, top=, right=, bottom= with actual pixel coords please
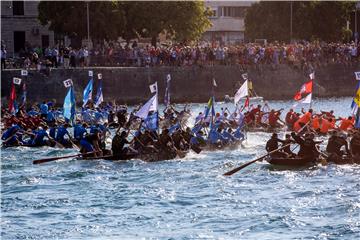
left=2, top=98, right=360, bottom=239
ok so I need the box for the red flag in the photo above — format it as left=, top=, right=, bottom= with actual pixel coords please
left=8, top=83, right=16, bottom=113
left=294, top=80, right=313, bottom=101
left=244, top=96, right=250, bottom=109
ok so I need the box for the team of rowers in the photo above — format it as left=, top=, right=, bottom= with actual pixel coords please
left=1, top=101, right=359, bottom=163
left=1, top=102, right=247, bottom=160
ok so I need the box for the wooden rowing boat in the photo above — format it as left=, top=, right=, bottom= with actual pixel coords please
left=79, top=149, right=189, bottom=162
left=266, top=156, right=316, bottom=167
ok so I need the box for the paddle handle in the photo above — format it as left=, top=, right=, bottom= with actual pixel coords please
left=33, top=151, right=97, bottom=165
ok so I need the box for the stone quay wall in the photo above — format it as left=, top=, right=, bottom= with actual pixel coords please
left=1, top=63, right=359, bottom=106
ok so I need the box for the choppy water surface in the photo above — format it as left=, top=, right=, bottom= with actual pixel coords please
left=2, top=97, right=360, bottom=239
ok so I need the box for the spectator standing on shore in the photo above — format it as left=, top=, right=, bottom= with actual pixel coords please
left=69, top=48, right=77, bottom=68
left=63, top=47, right=70, bottom=68
left=1, top=45, right=6, bottom=69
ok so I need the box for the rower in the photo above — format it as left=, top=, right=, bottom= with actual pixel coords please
left=111, top=130, right=136, bottom=156
left=55, top=124, right=72, bottom=147
left=31, top=125, right=52, bottom=147
left=268, top=109, right=283, bottom=128
left=74, top=123, right=87, bottom=142
left=265, top=133, right=287, bottom=158
left=326, top=131, right=349, bottom=160
left=338, top=116, right=354, bottom=131
left=282, top=134, right=296, bottom=157
left=80, top=130, right=102, bottom=157
left=293, top=109, right=313, bottom=133
left=285, top=109, right=297, bottom=130
left=1, top=124, right=22, bottom=146
left=291, top=132, right=320, bottom=161
left=350, top=131, right=360, bottom=158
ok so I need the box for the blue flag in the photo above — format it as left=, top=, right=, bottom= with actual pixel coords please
left=355, top=108, right=360, bottom=129
left=164, top=74, right=171, bottom=107
left=83, top=78, right=93, bottom=107
left=21, top=82, right=26, bottom=106
left=94, top=80, right=103, bottom=107
left=143, top=112, right=158, bottom=131
left=169, top=122, right=180, bottom=134
left=63, top=87, right=76, bottom=123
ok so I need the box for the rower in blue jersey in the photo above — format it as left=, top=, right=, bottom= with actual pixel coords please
left=80, top=130, right=102, bottom=157
left=49, top=123, right=57, bottom=139
left=46, top=109, right=55, bottom=124
left=222, top=128, right=238, bottom=143
left=94, top=109, right=104, bottom=123
left=39, top=101, right=49, bottom=119
left=234, top=126, right=245, bottom=141
left=31, top=125, right=51, bottom=146
left=74, top=123, right=87, bottom=142
left=55, top=124, right=72, bottom=147
left=1, top=124, right=22, bottom=146
left=27, top=107, right=39, bottom=116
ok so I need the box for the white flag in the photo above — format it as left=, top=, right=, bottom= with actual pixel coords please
left=301, top=93, right=312, bottom=104
left=21, top=70, right=28, bottom=76
left=13, top=77, right=22, bottom=85
left=355, top=71, right=360, bottom=80
left=98, top=73, right=102, bottom=79
left=234, top=80, right=248, bottom=104
left=149, top=82, right=158, bottom=93
left=88, top=70, right=93, bottom=77
left=135, top=94, right=158, bottom=119
left=63, top=79, right=73, bottom=88
left=166, top=74, right=171, bottom=82
left=309, top=72, right=315, bottom=80
left=212, top=78, right=217, bottom=87
left=241, top=73, right=248, bottom=81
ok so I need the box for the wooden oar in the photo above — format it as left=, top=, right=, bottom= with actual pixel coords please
left=223, top=143, right=291, bottom=176
left=33, top=152, right=96, bottom=165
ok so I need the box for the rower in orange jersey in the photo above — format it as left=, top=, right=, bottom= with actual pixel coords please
left=312, top=115, right=320, bottom=132
left=293, top=109, right=313, bottom=132
left=338, top=116, right=354, bottom=131
left=319, top=117, right=331, bottom=134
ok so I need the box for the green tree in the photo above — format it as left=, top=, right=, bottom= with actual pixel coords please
left=245, top=1, right=355, bottom=42
left=38, top=1, right=211, bottom=46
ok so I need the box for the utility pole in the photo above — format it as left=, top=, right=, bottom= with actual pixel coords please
left=290, top=1, right=293, bottom=43
left=86, top=1, right=90, bottom=49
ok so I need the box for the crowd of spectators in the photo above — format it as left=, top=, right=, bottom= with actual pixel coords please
left=1, top=40, right=359, bottom=71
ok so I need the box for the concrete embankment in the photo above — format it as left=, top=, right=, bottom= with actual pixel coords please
left=1, top=63, right=359, bottom=105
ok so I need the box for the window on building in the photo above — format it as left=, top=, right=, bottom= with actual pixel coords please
left=220, top=6, right=246, bottom=18
left=209, top=8, right=217, bottom=18
left=13, top=1, right=24, bottom=15
left=14, top=31, right=25, bottom=53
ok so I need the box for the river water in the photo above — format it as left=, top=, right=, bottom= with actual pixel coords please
left=2, top=97, right=360, bottom=239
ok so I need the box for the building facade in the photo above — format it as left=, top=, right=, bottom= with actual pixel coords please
left=1, top=1, right=55, bottom=57
left=203, top=1, right=254, bottom=44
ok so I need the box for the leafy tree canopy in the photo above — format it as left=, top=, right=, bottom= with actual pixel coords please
left=245, top=1, right=355, bottom=42
left=38, top=1, right=211, bottom=44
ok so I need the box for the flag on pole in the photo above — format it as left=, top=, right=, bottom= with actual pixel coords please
left=143, top=112, right=158, bottom=131
left=355, top=108, right=360, bottom=129
left=234, top=80, right=249, bottom=104
left=135, top=94, right=158, bottom=119
left=212, top=78, right=217, bottom=87
left=82, top=78, right=93, bottom=107
left=63, top=86, right=76, bottom=123
left=21, top=82, right=26, bottom=106
left=355, top=71, right=360, bottom=80
left=351, top=81, right=360, bottom=114
left=294, top=80, right=313, bottom=101
left=164, top=74, right=171, bottom=107
left=309, top=72, right=315, bottom=80
left=204, top=96, right=215, bottom=119
left=149, top=82, right=158, bottom=93
left=94, top=80, right=103, bottom=108
left=63, top=79, right=73, bottom=88
left=13, top=77, right=22, bottom=85
left=241, top=73, right=248, bottom=81
left=8, top=83, right=16, bottom=113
